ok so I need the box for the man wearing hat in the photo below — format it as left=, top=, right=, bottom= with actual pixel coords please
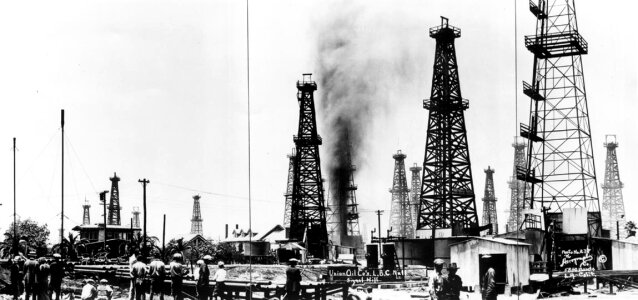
left=169, top=253, right=185, bottom=300
left=81, top=278, right=98, bottom=300
left=49, top=253, right=65, bottom=300
left=10, top=256, right=24, bottom=300
left=211, top=261, right=227, bottom=300
left=441, top=263, right=462, bottom=300
left=23, top=255, right=39, bottom=300
left=428, top=259, right=445, bottom=300
left=285, top=258, right=302, bottom=300
left=130, top=255, right=148, bottom=300
left=97, top=279, right=113, bottom=300
left=148, top=251, right=166, bottom=300
left=195, top=259, right=209, bottom=300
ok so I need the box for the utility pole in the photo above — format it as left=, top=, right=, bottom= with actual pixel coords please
left=376, top=210, right=384, bottom=255
left=100, top=191, right=109, bottom=250
left=138, top=178, right=150, bottom=257
left=13, top=137, right=17, bottom=255
left=162, top=214, right=166, bottom=256
left=61, top=109, right=65, bottom=245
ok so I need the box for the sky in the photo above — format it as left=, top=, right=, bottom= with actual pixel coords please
left=0, top=0, right=636, bottom=245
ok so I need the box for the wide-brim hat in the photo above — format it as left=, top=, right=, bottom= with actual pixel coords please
left=289, top=258, right=299, bottom=263
left=99, top=279, right=109, bottom=284
left=217, top=261, right=225, bottom=267
left=173, top=253, right=183, bottom=258
left=433, top=258, right=445, bottom=266
left=203, top=255, right=213, bottom=261
left=447, top=262, right=460, bottom=270
left=86, top=279, right=96, bottom=284
left=53, top=253, right=62, bottom=258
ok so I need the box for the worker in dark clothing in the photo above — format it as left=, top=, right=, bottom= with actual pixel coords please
left=169, top=253, right=186, bottom=300
left=148, top=252, right=166, bottom=300
left=35, top=257, right=50, bottom=300
left=428, top=259, right=445, bottom=300
left=10, top=256, right=24, bottom=300
left=23, top=256, right=39, bottom=300
left=130, top=255, right=147, bottom=300
left=285, top=258, right=302, bottom=300
left=196, top=260, right=209, bottom=300
left=441, top=263, right=462, bottom=300
left=49, top=254, right=65, bottom=300
left=482, top=268, right=497, bottom=300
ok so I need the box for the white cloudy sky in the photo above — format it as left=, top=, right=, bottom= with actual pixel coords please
left=0, top=0, right=636, bottom=244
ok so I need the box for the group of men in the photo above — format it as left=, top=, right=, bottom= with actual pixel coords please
left=127, top=251, right=227, bottom=300
left=9, top=253, right=66, bottom=300
left=428, top=259, right=462, bottom=300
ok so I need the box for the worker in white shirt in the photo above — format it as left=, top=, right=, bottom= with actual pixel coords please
left=211, top=261, right=227, bottom=300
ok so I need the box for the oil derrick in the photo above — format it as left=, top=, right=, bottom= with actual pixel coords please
left=481, top=167, right=498, bottom=235
left=389, top=150, right=413, bottom=238
left=82, top=200, right=91, bottom=225
left=191, top=195, right=203, bottom=235
left=108, top=173, right=121, bottom=225
left=327, top=133, right=362, bottom=245
left=601, top=135, right=625, bottom=238
left=132, top=207, right=140, bottom=228
left=409, top=163, right=422, bottom=233
left=418, top=17, right=479, bottom=237
left=283, top=151, right=296, bottom=236
left=290, top=73, right=329, bottom=258
left=506, top=138, right=531, bottom=232
left=519, top=0, right=601, bottom=235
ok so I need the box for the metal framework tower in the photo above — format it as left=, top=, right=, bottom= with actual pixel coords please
left=482, top=167, right=498, bottom=235
left=418, top=17, right=479, bottom=236
left=283, top=151, right=296, bottom=232
left=132, top=207, right=140, bottom=228
left=519, top=0, right=601, bottom=235
left=506, top=138, right=531, bottom=232
left=191, top=195, right=203, bottom=235
left=108, top=173, right=121, bottom=225
left=601, top=135, right=625, bottom=238
left=409, top=163, right=422, bottom=233
left=290, top=73, right=329, bottom=258
left=82, top=199, right=91, bottom=225
left=390, top=150, right=413, bottom=238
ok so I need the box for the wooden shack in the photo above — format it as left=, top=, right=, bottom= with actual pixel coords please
left=450, top=237, right=531, bottom=290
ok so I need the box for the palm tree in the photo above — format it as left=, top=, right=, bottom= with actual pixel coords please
left=52, top=233, right=80, bottom=260
left=625, top=221, right=636, bottom=238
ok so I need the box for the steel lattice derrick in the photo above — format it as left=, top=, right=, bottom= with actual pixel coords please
left=520, top=0, right=601, bottom=235
left=108, top=173, right=121, bottom=225
left=82, top=200, right=91, bottom=225
left=389, top=150, right=414, bottom=238
left=132, top=207, right=140, bottom=228
left=482, top=167, right=498, bottom=235
left=191, top=195, right=203, bottom=235
left=283, top=151, right=295, bottom=230
left=417, top=17, right=479, bottom=237
left=506, top=138, right=531, bottom=232
left=601, top=135, right=625, bottom=238
left=342, top=138, right=361, bottom=237
left=290, top=74, right=329, bottom=259
left=409, top=163, right=422, bottom=233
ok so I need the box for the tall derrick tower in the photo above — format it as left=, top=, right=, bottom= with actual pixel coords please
left=519, top=0, right=601, bottom=235
left=108, top=173, right=121, bottom=225
left=82, top=200, right=91, bottom=225
left=481, top=167, right=498, bottom=234
left=409, top=163, right=422, bottom=233
left=132, top=207, right=140, bottom=228
left=191, top=195, right=203, bottom=235
left=506, top=138, right=531, bottom=232
left=601, top=135, right=625, bottom=238
left=283, top=151, right=296, bottom=236
left=389, top=150, right=413, bottom=238
left=418, top=17, right=479, bottom=237
left=290, top=73, right=329, bottom=258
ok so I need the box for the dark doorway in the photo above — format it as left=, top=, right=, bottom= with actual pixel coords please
left=479, top=253, right=507, bottom=294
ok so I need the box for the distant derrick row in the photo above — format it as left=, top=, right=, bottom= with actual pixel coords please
left=389, top=150, right=414, bottom=238
left=191, top=195, right=203, bottom=235
left=519, top=0, right=601, bottom=235
left=418, top=17, right=479, bottom=237
left=506, top=138, right=530, bottom=232
left=409, top=163, right=422, bottom=234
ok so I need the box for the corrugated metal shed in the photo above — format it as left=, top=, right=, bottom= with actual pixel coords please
left=450, top=237, right=531, bottom=289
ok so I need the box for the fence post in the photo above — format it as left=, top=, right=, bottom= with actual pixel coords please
left=342, top=285, right=348, bottom=300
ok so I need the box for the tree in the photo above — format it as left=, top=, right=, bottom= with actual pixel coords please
left=2, top=219, right=50, bottom=257
left=214, top=242, right=242, bottom=264
left=625, top=221, right=636, bottom=238
left=52, top=232, right=81, bottom=260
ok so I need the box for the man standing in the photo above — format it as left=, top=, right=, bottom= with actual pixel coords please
left=169, top=253, right=185, bottom=300
left=442, top=263, right=462, bottom=300
left=285, top=258, right=301, bottom=300
left=128, top=250, right=139, bottom=300
left=196, top=260, right=209, bottom=300
left=35, top=257, right=50, bottom=300
left=148, top=252, right=166, bottom=300
left=211, top=262, right=227, bottom=300
left=428, top=259, right=445, bottom=300
left=23, top=255, right=39, bottom=300
left=49, top=254, right=65, bottom=300
left=10, top=256, right=24, bottom=300
left=130, top=255, right=148, bottom=300
left=482, top=268, right=497, bottom=300
left=81, top=279, right=98, bottom=300
left=96, top=279, right=113, bottom=300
